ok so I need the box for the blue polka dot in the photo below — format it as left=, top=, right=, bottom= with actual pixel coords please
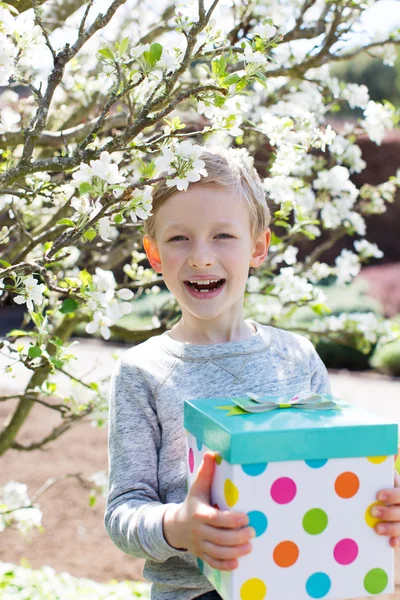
left=242, top=463, right=268, bottom=476
left=197, top=558, right=204, bottom=572
left=305, top=459, right=328, bottom=469
left=306, top=573, right=331, bottom=598
left=196, top=438, right=203, bottom=451
left=213, top=569, right=222, bottom=590
left=247, top=510, right=268, bottom=537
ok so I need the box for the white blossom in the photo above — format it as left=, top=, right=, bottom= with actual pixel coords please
left=272, top=267, right=314, bottom=303
left=13, top=275, right=46, bottom=311
left=361, top=101, right=394, bottom=146
left=85, top=311, right=113, bottom=340
left=354, top=239, right=384, bottom=259
left=246, top=275, right=262, bottom=292
left=98, top=216, right=114, bottom=242
left=155, top=140, right=208, bottom=191
left=254, top=23, right=277, bottom=39
left=335, top=249, right=361, bottom=284
left=91, top=151, right=123, bottom=185
left=342, top=83, right=369, bottom=110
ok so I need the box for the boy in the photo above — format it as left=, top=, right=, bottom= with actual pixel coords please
left=105, top=146, right=400, bottom=600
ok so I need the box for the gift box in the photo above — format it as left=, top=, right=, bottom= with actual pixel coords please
left=184, top=391, right=398, bottom=600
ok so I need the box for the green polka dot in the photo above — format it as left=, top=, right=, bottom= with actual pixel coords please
left=303, top=508, right=328, bottom=535
left=364, top=568, right=388, bottom=594
left=213, top=568, right=222, bottom=590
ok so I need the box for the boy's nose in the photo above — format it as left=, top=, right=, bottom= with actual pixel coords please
left=188, top=244, right=215, bottom=268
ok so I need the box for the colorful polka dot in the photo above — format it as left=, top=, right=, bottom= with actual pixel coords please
left=213, top=568, right=222, bottom=590
left=240, top=578, right=267, bottom=600
left=196, top=438, right=203, bottom=451
left=367, top=456, right=388, bottom=464
left=335, top=471, right=360, bottom=499
left=215, top=454, right=223, bottom=465
left=188, top=448, right=194, bottom=473
left=224, top=479, right=239, bottom=507
left=271, top=477, right=297, bottom=504
left=333, top=538, right=359, bottom=565
left=364, top=568, right=389, bottom=594
left=303, top=508, right=328, bottom=535
left=273, top=540, right=299, bottom=567
left=365, top=501, right=385, bottom=528
left=306, top=572, right=331, bottom=598
left=197, top=558, right=204, bottom=572
left=242, top=463, right=268, bottom=476
left=247, top=511, right=268, bottom=537
left=305, top=459, right=328, bottom=469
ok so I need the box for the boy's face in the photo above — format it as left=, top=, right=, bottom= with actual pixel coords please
left=143, top=183, right=270, bottom=327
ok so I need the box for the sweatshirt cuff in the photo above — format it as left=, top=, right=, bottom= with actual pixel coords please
left=147, top=502, right=190, bottom=562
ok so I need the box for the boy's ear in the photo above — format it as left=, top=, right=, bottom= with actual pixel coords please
left=250, top=228, right=271, bottom=268
left=143, top=234, right=162, bottom=273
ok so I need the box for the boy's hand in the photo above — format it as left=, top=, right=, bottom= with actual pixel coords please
left=163, top=451, right=255, bottom=570
left=373, top=468, right=400, bottom=548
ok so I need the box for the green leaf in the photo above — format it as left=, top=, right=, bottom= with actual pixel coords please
left=44, top=241, right=53, bottom=253
left=214, top=95, right=226, bottom=108
left=60, top=298, right=79, bottom=314
left=89, top=489, right=97, bottom=507
left=0, top=259, right=11, bottom=268
left=89, top=382, right=99, bottom=391
left=30, top=311, right=44, bottom=328
left=45, top=381, right=57, bottom=393
left=145, top=42, right=162, bottom=67
left=79, top=269, right=92, bottom=287
left=119, top=36, right=130, bottom=56
left=274, top=220, right=291, bottom=230
left=97, top=47, right=114, bottom=61
left=6, top=329, right=28, bottom=338
left=223, top=73, right=240, bottom=85
left=51, top=357, right=65, bottom=369
left=114, top=213, right=124, bottom=224
left=0, top=2, right=19, bottom=15
left=311, top=303, right=332, bottom=316
left=270, top=232, right=282, bottom=246
left=79, top=182, right=95, bottom=195
left=28, top=346, right=42, bottom=358
left=57, top=219, right=75, bottom=228
left=83, top=228, right=97, bottom=242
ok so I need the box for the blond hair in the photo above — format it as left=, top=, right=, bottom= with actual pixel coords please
left=143, top=145, right=271, bottom=242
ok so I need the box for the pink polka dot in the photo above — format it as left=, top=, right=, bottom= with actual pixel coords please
left=188, top=448, right=194, bottom=473
left=271, top=477, right=297, bottom=504
left=334, top=538, right=359, bottom=565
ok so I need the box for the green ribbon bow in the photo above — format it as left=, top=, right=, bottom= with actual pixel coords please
left=216, top=390, right=341, bottom=416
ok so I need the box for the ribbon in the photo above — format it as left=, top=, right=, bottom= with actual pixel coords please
left=216, top=390, right=341, bottom=416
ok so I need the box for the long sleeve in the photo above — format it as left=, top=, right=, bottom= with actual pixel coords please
left=104, top=357, right=189, bottom=563
left=309, top=344, right=332, bottom=394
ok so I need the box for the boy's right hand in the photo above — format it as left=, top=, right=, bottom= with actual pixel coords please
left=163, top=451, right=255, bottom=571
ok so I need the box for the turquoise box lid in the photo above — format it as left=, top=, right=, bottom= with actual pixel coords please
left=183, top=394, right=398, bottom=464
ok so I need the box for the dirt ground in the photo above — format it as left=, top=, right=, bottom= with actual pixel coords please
left=1, top=344, right=400, bottom=599
left=0, top=397, right=145, bottom=583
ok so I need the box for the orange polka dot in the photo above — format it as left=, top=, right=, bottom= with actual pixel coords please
left=273, top=540, right=299, bottom=567
left=335, top=472, right=360, bottom=499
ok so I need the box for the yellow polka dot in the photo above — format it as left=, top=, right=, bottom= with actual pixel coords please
left=240, top=578, right=267, bottom=600
left=365, top=501, right=385, bottom=528
left=367, top=456, right=388, bottom=464
left=224, top=479, right=239, bottom=507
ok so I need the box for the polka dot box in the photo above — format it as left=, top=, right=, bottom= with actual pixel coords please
left=184, top=392, right=398, bottom=600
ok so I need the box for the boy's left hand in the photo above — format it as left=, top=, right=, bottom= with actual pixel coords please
left=373, top=467, right=400, bottom=548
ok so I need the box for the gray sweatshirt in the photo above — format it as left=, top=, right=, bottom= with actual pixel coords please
left=104, top=319, right=331, bottom=600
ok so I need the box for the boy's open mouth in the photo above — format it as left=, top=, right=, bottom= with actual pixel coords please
left=184, top=279, right=226, bottom=293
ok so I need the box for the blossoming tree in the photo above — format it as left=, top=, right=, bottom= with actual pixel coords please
left=0, top=0, right=400, bottom=536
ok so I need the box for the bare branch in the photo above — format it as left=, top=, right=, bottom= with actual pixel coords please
left=0, top=113, right=129, bottom=151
